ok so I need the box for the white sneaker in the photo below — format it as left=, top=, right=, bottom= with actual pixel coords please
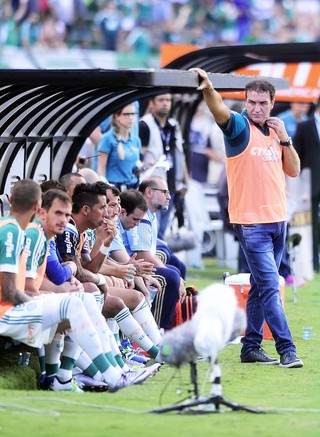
left=50, top=376, right=83, bottom=393
left=108, top=363, right=162, bottom=393
left=127, top=363, right=162, bottom=384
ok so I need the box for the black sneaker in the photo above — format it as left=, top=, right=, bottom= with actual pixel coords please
left=241, top=348, right=280, bottom=365
left=279, top=351, right=304, bottom=368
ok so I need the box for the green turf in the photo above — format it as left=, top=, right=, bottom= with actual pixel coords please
left=0, top=257, right=319, bottom=437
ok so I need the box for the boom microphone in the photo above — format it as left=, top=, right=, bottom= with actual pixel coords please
left=159, top=284, right=246, bottom=367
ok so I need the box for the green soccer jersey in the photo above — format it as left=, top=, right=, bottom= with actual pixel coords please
left=0, top=215, right=25, bottom=274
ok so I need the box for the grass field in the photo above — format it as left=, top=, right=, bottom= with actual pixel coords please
left=0, top=257, right=319, bottom=437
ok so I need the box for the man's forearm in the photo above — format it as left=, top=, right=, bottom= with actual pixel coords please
left=2, top=274, right=31, bottom=304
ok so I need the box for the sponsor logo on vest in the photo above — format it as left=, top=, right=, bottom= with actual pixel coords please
left=251, top=145, right=280, bottom=162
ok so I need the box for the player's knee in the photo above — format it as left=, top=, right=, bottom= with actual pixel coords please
left=102, top=295, right=125, bottom=317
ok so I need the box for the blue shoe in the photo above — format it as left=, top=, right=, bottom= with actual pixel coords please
left=279, top=351, right=303, bottom=368
left=241, top=348, right=279, bottom=365
left=40, top=374, right=56, bottom=390
left=120, top=339, right=150, bottom=365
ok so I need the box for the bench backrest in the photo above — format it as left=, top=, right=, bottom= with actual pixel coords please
left=0, top=194, right=10, bottom=217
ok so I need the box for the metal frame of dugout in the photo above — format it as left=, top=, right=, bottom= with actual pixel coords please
left=0, top=68, right=288, bottom=195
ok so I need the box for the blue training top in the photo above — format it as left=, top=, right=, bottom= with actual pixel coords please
left=221, top=109, right=272, bottom=157
left=98, top=128, right=142, bottom=185
left=46, top=238, right=73, bottom=285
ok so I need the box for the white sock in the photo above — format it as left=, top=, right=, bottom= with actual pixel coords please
left=56, top=334, right=82, bottom=382
left=115, top=306, right=156, bottom=354
left=107, top=318, right=120, bottom=343
left=75, top=350, right=101, bottom=379
left=42, top=292, right=122, bottom=387
left=61, top=294, right=111, bottom=359
left=80, top=293, right=115, bottom=354
left=101, top=366, right=122, bottom=387
left=132, top=297, right=162, bottom=345
left=92, top=290, right=104, bottom=310
left=44, top=332, right=64, bottom=377
left=45, top=333, right=64, bottom=363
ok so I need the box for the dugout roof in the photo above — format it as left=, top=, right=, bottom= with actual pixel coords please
left=0, top=41, right=319, bottom=194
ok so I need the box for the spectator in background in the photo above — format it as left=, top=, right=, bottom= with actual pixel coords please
left=45, top=0, right=86, bottom=43
left=36, top=5, right=68, bottom=48
left=188, top=100, right=225, bottom=184
left=97, top=103, right=142, bottom=190
left=278, top=102, right=311, bottom=139
left=139, top=94, right=189, bottom=239
left=294, top=98, right=320, bottom=272
left=1, top=1, right=320, bottom=54
left=93, top=0, right=122, bottom=51
left=89, top=101, right=140, bottom=175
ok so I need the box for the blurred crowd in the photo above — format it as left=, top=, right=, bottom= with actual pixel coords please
left=0, top=0, right=319, bottom=58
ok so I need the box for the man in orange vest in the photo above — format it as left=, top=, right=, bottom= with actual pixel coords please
left=192, top=68, right=303, bottom=369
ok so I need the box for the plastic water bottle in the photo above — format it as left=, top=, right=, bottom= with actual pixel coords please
left=18, top=351, right=31, bottom=367
left=149, top=286, right=158, bottom=303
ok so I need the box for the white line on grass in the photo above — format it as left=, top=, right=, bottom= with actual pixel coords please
left=13, top=397, right=320, bottom=415
left=263, top=407, right=320, bottom=413
left=0, top=402, right=60, bottom=416
left=14, top=397, right=148, bottom=414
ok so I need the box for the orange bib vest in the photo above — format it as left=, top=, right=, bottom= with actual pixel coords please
left=226, top=121, right=286, bottom=224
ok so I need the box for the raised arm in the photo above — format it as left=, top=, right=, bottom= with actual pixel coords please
left=190, top=68, right=231, bottom=126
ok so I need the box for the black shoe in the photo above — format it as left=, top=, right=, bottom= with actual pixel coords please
left=241, top=348, right=279, bottom=365
left=279, top=351, right=304, bottom=368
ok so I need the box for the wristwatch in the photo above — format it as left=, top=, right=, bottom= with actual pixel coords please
left=280, top=137, right=293, bottom=147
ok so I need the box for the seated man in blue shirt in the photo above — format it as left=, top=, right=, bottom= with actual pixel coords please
left=120, top=177, right=186, bottom=330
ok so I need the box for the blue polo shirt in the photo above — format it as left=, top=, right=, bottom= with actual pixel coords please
left=98, top=127, right=142, bottom=185
left=110, top=219, right=126, bottom=253
left=123, top=209, right=158, bottom=256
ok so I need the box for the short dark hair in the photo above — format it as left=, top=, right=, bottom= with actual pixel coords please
left=41, top=189, right=71, bottom=211
left=72, top=182, right=106, bottom=214
left=95, top=180, right=110, bottom=193
left=94, top=181, right=121, bottom=204
left=40, top=179, right=67, bottom=193
left=107, top=184, right=121, bottom=198
left=245, top=79, right=276, bottom=101
left=120, top=189, right=147, bottom=215
left=150, top=93, right=172, bottom=102
left=10, top=179, right=41, bottom=212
